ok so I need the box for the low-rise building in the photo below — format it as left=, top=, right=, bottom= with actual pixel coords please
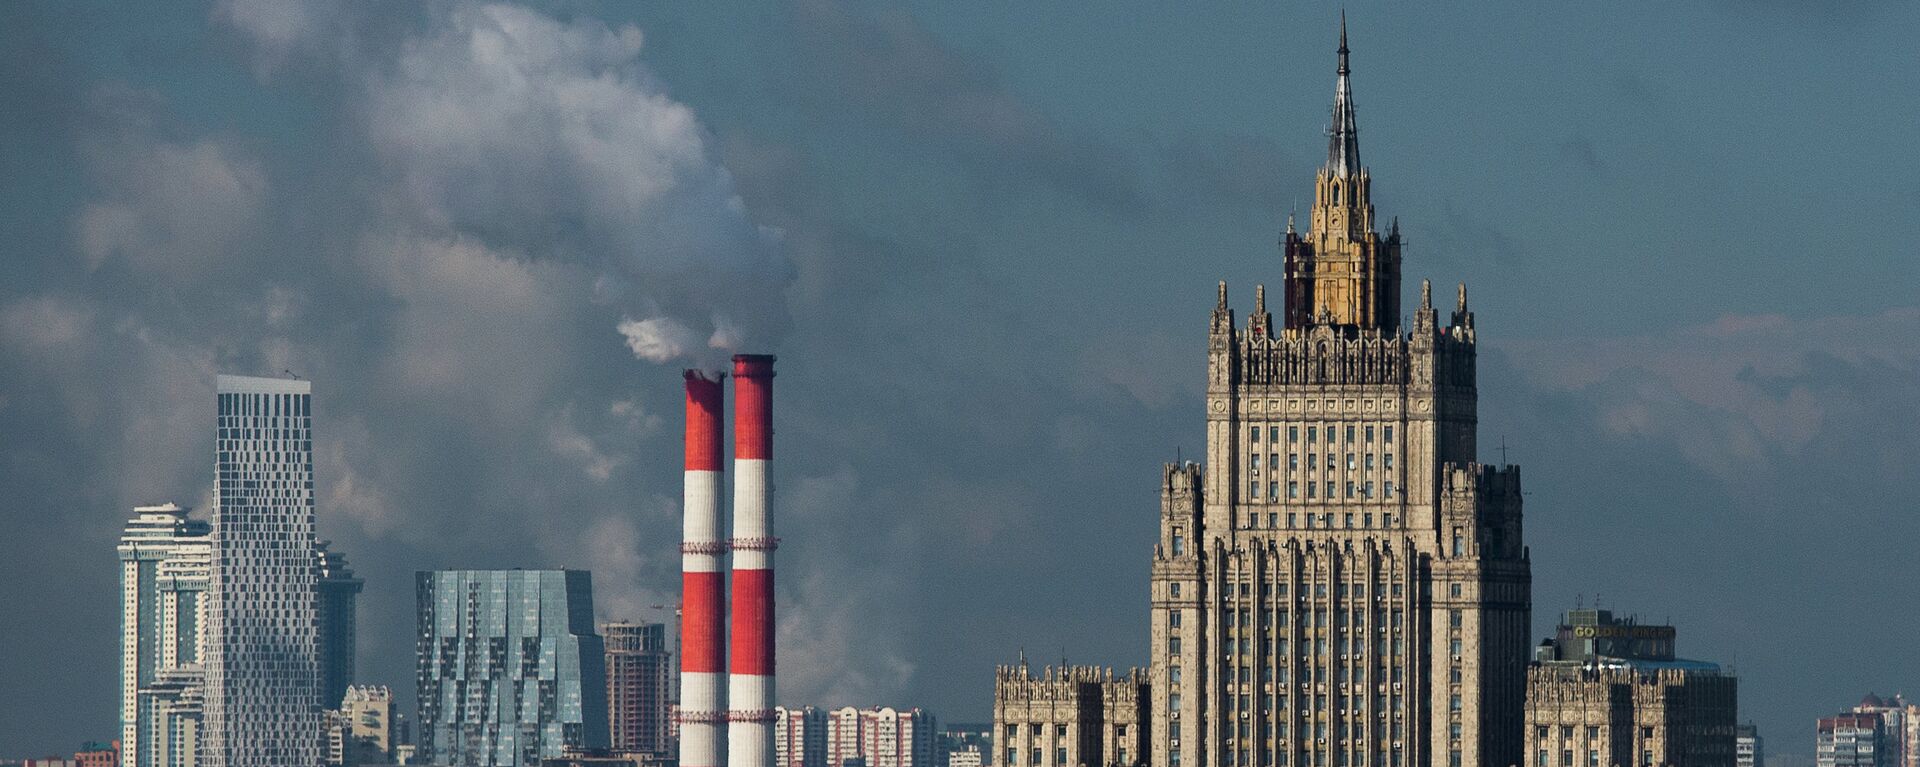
left=1524, top=609, right=1736, bottom=767
left=993, top=663, right=1148, bottom=767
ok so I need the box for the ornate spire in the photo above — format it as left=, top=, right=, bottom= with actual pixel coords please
left=1327, top=12, right=1361, bottom=177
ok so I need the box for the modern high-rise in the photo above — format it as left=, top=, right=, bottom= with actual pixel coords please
left=120, top=502, right=211, bottom=767
left=993, top=663, right=1149, bottom=767
left=1735, top=725, right=1761, bottom=767
left=1523, top=609, right=1737, bottom=767
left=603, top=621, right=674, bottom=756
left=317, top=543, right=364, bottom=707
left=1850, top=696, right=1918, bottom=767
left=1819, top=715, right=1885, bottom=767
left=417, top=569, right=610, bottom=766
left=1148, top=20, right=1531, bottom=767
left=205, top=374, right=322, bottom=767
left=825, top=707, right=940, bottom=767
left=777, top=707, right=829, bottom=767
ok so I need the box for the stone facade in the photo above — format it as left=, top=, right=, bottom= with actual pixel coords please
left=1524, top=666, right=1736, bottom=767
left=995, top=664, right=1149, bottom=767
left=1147, top=24, right=1530, bottom=767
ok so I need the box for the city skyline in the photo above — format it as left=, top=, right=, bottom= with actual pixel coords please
left=3, top=2, right=1919, bottom=765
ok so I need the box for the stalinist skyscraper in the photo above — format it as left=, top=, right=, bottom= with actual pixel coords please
left=1149, top=21, right=1530, bottom=767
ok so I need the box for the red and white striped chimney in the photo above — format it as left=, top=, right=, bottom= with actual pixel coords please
left=681, top=370, right=728, bottom=767
left=729, top=354, right=777, bottom=767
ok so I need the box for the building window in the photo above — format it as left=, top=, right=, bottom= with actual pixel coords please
left=1346, top=426, right=1357, bottom=442
left=1008, top=750, right=1017, bottom=765
left=1058, top=725, right=1068, bottom=737
left=1307, top=427, right=1317, bottom=444
left=1306, top=483, right=1316, bottom=499
left=1450, top=583, right=1462, bottom=597
left=1384, top=426, right=1394, bottom=442
left=1170, top=612, right=1182, bottom=627
left=1289, top=454, right=1300, bottom=473
left=1032, top=749, right=1042, bottom=765
left=1250, top=481, right=1260, bottom=499
left=1383, top=453, right=1394, bottom=470
left=1171, top=667, right=1182, bottom=685
left=1269, top=426, right=1281, bottom=443
left=1171, top=583, right=1181, bottom=598
left=1251, top=427, right=1261, bottom=444
left=1289, top=427, right=1299, bottom=443
left=1269, top=483, right=1279, bottom=502
left=1384, top=482, right=1395, bottom=499
left=1170, top=638, right=1182, bottom=654
left=1449, top=610, right=1462, bottom=628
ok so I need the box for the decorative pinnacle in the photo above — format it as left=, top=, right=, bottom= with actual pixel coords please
left=1255, top=284, right=1266, bottom=314
left=1326, top=13, right=1360, bottom=176
left=1216, top=281, right=1228, bottom=310
left=1420, top=279, right=1432, bottom=310
left=1338, top=10, right=1349, bottom=75
left=1457, top=282, right=1468, bottom=313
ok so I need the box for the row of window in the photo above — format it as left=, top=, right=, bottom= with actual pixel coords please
left=1250, top=453, right=1394, bottom=474
left=1251, top=425, right=1395, bottom=446
left=1535, top=750, right=1655, bottom=767
left=1250, top=480, right=1396, bottom=502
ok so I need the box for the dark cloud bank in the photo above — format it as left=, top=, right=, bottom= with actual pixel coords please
left=1, top=3, right=1916, bottom=762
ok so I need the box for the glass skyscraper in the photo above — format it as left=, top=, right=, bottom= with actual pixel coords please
left=417, top=569, right=610, bottom=766
left=120, top=502, right=211, bottom=767
left=204, top=374, right=321, bottom=767
left=316, top=542, right=364, bottom=707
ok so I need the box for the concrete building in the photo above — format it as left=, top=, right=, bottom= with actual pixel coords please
left=1148, top=21, right=1530, bottom=767
left=75, top=743, right=119, bottom=767
left=1734, top=726, right=1760, bottom=767
left=416, top=569, right=610, bottom=766
left=1849, top=696, right=1917, bottom=767
left=825, top=708, right=939, bottom=767
left=204, top=373, right=323, bottom=767
left=943, top=725, right=993, bottom=767
left=317, top=544, right=363, bottom=708
left=994, top=663, right=1148, bottom=767
left=1524, top=610, right=1737, bottom=767
left=1819, top=715, right=1885, bottom=767
left=603, top=622, right=673, bottom=757
left=325, top=685, right=396, bottom=766
left=777, top=707, right=829, bottom=767
left=119, top=503, right=210, bottom=767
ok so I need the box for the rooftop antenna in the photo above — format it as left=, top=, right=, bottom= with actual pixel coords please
left=1498, top=436, right=1509, bottom=465
left=283, top=369, right=302, bottom=380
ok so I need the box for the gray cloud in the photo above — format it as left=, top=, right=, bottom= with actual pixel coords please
left=785, top=0, right=1144, bottom=215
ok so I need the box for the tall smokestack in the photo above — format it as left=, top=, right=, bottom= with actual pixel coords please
left=729, top=354, right=777, bottom=767
left=681, top=370, right=728, bottom=767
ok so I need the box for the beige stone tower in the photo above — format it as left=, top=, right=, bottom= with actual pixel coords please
left=1148, top=18, right=1531, bottom=767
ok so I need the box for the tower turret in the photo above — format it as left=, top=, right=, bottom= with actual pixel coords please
left=1282, top=16, right=1403, bottom=333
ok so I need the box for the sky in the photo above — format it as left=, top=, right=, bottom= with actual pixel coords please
left=1, top=0, right=1917, bottom=760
